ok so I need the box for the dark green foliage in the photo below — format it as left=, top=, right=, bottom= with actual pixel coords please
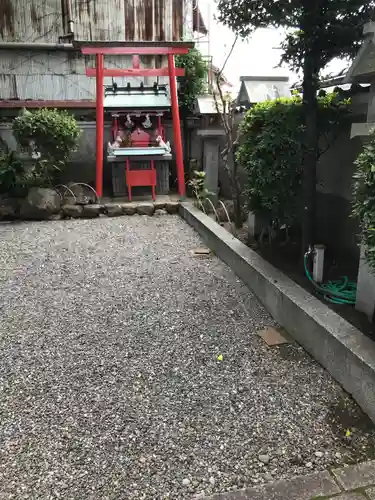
left=239, top=96, right=304, bottom=223
left=238, top=92, right=350, bottom=223
left=176, top=48, right=207, bottom=113
left=188, top=170, right=213, bottom=204
left=216, top=0, right=375, bottom=251
left=12, top=108, right=81, bottom=186
left=352, top=131, right=375, bottom=271
left=0, top=151, right=30, bottom=196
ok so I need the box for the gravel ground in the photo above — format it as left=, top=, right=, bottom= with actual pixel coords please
left=0, top=216, right=374, bottom=500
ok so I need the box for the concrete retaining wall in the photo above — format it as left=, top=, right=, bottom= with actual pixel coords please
left=180, top=202, right=375, bottom=422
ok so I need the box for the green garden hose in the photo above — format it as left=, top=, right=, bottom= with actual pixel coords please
left=303, top=253, right=357, bottom=305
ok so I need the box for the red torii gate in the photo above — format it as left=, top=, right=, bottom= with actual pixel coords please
left=74, top=41, right=194, bottom=198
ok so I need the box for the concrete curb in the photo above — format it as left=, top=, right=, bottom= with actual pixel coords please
left=179, top=202, right=375, bottom=422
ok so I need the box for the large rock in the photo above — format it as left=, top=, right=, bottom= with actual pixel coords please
left=137, top=202, right=155, bottom=216
left=154, top=200, right=166, bottom=210
left=20, top=188, right=61, bottom=220
left=104, top=203, right=123, bottom=217
left=61, top=204, right=83, bottom=218
left=82, top=204, right=102, bottom=218
left=154, top=209, right=168, bottom=217
left=0, top=197, right=19, bottom=219
left=165, top=201, right=179, bottom=214
left=68, top=183, right=97, bottom=204
left=121, top=203, right=138, bottom=215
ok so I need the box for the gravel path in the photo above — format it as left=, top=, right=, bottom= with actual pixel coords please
left=0, top=216, right=374, bottom=500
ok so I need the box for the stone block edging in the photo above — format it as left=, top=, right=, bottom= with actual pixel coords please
left=204, top=460, right=375, bottom=500
left=0, top=199, right=179, bottom=221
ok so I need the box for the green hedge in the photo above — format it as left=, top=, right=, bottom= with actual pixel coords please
left=352, top=130, right=375, bottom=271
left=238, top=92, right=350, bottom=226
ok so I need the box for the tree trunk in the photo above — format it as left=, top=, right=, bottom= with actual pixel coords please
left=301, top=54, right=318, bottom=256
left=300, top=1, right=322, bottom=258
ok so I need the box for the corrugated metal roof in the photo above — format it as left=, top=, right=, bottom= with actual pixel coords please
left=0, top=50, right=172, bottom=100
left=238, top=76, right=291, bottom=105
left=192, top=1, right=207, bottom=35
left=0, top=100, right=95, bottom=108
left=0, top=0, right=190, bottom=43
left=0, top=0, right=63, bottom=43
left=0, top=0, right=196, bottom=100
left=0, top=73, right=96, bottom=100
left=104, top=86, right=171, bottom=109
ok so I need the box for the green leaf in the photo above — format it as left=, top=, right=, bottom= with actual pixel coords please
left=238, top=92, right=349, bottom=225
left=352, top=128, right=375, bottom=272
left=11, top=108, right=81, bottom=188
left=176, top=48, right=207, bottom=113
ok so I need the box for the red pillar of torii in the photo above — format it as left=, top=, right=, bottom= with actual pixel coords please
left=77, top=42, right=194, bottom=198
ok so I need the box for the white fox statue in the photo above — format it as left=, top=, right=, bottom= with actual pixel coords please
left=156, top=135, right=171, bottom=153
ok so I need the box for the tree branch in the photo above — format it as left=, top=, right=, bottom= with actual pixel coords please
left=219, top=35, right=239, bottom=78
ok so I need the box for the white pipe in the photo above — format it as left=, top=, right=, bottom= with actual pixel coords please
left=313, top=244, right=325, bottom=284
left=0, top=42, right=75, bottom=51
left=66, top=0, right=74, bottom=35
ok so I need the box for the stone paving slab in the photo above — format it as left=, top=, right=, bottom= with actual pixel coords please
left=332, top=460, right=375, bottom=490
left=257, top=326, right=290, bottom=346
left=208, top=472, right=341, bottom=500
left=206, top=461, right=375, bottom=500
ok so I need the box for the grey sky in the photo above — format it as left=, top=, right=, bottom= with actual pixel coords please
left=196, top=0, right=348, bottom=91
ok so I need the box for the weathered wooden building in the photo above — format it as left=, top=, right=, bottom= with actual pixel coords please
left=0, top=0, right=207, bottom=105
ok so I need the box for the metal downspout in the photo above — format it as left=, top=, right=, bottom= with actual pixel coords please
left=0, top=42, right=75, bottom=50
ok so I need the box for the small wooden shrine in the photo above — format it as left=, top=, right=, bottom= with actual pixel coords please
left=74, top=41, right=194, bottom=198
left=105, top=83, right=173, bottom=199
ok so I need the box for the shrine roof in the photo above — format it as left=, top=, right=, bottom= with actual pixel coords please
left=104, top=85, right=171, bottom=111
left=195, top=94, right=247, bottom=115
left=237, top=76, right=291, bottom=105
left=344, top=23, right=375, bottom=84
left=196, top=95, right=217, bottom=114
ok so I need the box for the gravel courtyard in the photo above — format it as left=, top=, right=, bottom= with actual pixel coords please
left=0, top=215, right=374, bottom=500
